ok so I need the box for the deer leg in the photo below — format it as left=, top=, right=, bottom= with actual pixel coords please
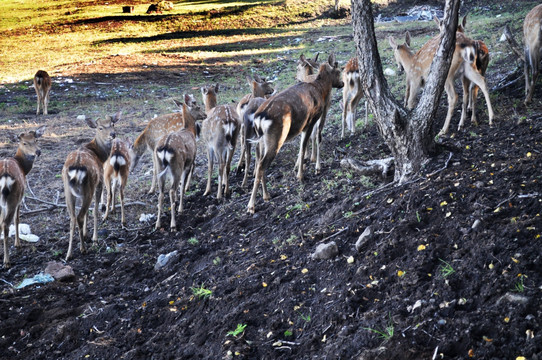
left=185, top=163, right=194, bottom=193
left=438, top=79, right=458, bottom=136
left=44, top=90, right=49, bottom=115
left=298, top=126, right=315, bottom=181
left=217, top=152, right=225, bottom=200
left=170, top=171, right=181, bottom=231
left=103, top=181, right=112, bottom=221
left=178, top=167, right=190, bottom=214
left=3, top=223, right=10, bottom=268
left=256, top=143, right=269, bottom=201
left=248, top=136, right=279, bottom=213
left=155, top=172, right=166, bottom=230
left=407, top=81, right=418, bottom=109
left=235, top=124, right=246, bottom=175
left=465, top=66, right=494, bottom=126
left=458, top=77, right=470, bottom=131
left=525, top=49, right=532, bottom=104
left=110, top=180, right=117, bottom=214
left=14, top=204, right=21, bottom=248
left=404, top=82, right=411, bottom=108
left=341, top=96, right=348, bottom=139
left=204, top=147, right=214, bottom=196
left=92, top=185, right=101, bottom=244
left=120, top=182, right=126, bottom=226
left=224, top=148, right=234, bottom=197
left=242, top=141, right=251, bottom=188
left=470, top=84, right=480, bottom=126
left=77, top=203, right=91, bottom=255
left=315, top=114, right=327, bottom=175
left=65, top=191, right=77, bottom=260
left=36, top=91, right=41, bottom=115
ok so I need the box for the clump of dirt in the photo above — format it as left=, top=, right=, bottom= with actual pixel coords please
left=1, top=2, right=542, bottom=360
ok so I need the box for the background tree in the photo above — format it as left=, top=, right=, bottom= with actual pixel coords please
left=350, top=0, right=461, bottom=183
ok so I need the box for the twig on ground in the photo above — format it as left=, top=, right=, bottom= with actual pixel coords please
left=427, top=152, right=453, bottom=177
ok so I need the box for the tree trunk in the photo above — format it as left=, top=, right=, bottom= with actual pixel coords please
left=351, top=0, right=460, bottom=183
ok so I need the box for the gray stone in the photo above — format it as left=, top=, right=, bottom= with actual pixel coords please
left=154, top=250, right=179, bottom=270
left=311, top=241, right=338, bottom=260
left=355, top=226, right=373, bottom=252
left=44, top=261, right=75, bottom=281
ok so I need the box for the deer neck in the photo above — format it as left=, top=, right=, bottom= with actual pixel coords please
left=13, top=149, right=35, bottom=176
left=182, top=104, right=197, bottom=136
left=85, top=138, right=110, bottom=163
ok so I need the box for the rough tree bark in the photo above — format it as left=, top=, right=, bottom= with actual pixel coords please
left=351, top=0, right=461, bottom=183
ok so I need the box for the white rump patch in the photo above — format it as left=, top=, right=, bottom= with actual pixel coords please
left=68, top=169, right=87, bottom=184
left=0, top=175, right=15, bottom=191
left=110, top=155, right=126, bottom=167
left=254, top=116, right=273, bottom=135
left=223, top=123, right=235, bottom=138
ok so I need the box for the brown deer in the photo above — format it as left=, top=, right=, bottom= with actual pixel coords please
left=294, top=54, right=338, bottom=173
left=341, top=57, right=365, bottom=138
left=131, top=94, right=205, bottom=194
left=63, top=113, right=120, bottom=261
left=389, top=30, right=494, bottom=135
left=154, top=102, right=198, bottom=231
left=524, top=4, right=542, bottom=104
left=102, top=138, right=133, bottom=226
left=1, top=127, right=45, bottom=268
left=33, top=70, right=51, bottom=115
left=235, top=75, right=275, bottom=186
left=247, top=54, right=344, bottom=213
left=201, top=84, right=240, bottom=199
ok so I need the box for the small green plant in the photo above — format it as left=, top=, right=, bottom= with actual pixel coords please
left=284, top=330, right=293, bottom=337
left=213, top=256, right=221, bottom=265
left=343, top=211, right=354, bottom=218
left=52, top=249, right=63, bottom=257
left=191, top=284, right=212, bottom=299
left=298, top=312, right=311, bottom=322
left=227, top=323, right=247, bottom=337
left=187, top=237, right=198, bottom=246
left=364, top=313, right=394, bottom=340
left=513, top=275, right=525, bottom=292
left=286, top=234, right=297, bottom=245
left=416, top=211, right=421, bottom=223
left=438, top=259, right=456, bottom=278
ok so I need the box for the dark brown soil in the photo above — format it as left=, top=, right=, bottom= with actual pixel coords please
left=1, top=2, right=542, bottom=360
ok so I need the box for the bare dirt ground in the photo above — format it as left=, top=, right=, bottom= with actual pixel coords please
left=1, top=2, right=542, bottom=360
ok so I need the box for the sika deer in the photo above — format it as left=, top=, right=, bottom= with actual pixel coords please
left=247, top=54, right=344, bottom=213
left=235, top=75, right=275, bottom=186
left=296, top=53, right=319, bottom=82
left=63, top=113, right=120, bottom=260
left=102, top=138, right=133, bottom=226
left=33, top=70, right=51, bottom=115
left=524, top=4, right=542, bottom=104
left=201, top=84, right=240, bottom=199
left=294, top=54, right=338, bottom=173
left=154, top=102, right=198, bottom=231
left=1, top=127, right=45, bottom=268
left=389, top=30, right=494, bottom=135
left=132, top=94, right=205, bottom=193
left=341, top=57, right=365, bottom=138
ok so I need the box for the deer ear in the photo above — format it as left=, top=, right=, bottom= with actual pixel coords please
left=110, top=111, right=121, bottom=123
left=201, top=87, right=208, bottom=95
left=461, top=14, right=467, bottom=29
left=86, top=117, right=98, bottom=129
left=314, top=52, right=319, bottom=62
left=214, top=83, right=220, bottom=93
left=174, top=98, right=183, bottom=108
left=184, top=93, right=192, bottom=104
left=405, top=31, right=411, bottom=47
left=389, top=36, right=397, bottom=48
left=328, top=53, right=336, bottom=66
left=35, top=125, right=46, bottom=138
left=253, top=74, right=263, bottom=83
left=433, top=15, right=441, bottom=27
left=299, top=54, right=306, bottom=62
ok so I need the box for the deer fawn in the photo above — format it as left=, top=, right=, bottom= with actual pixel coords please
left=102, top=138, right=133, bottom=226
left=523, top=4, right=542, bottom=104
left=1, top=127, right=45, bottom=268
left=201, top=84, right=240, bottom=199
left=132, top=94, right=205, bottom=194
left=63, top=113, right=120, bottom=260
left=154, top=102, right=198, bottom=231
left=33, top=70, right=51, bottom=115
left=341, top=57, right=366, bottom=138
left=389, top=30, right=494, bottom=135
left=235, top=75, right=275, bottom=186
left=247, top=53, right=344, bottom=213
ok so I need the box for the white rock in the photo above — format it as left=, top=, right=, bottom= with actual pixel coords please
left=384, top=68, right=396, bottom=76
left=76, top=115, right=86, bottom=121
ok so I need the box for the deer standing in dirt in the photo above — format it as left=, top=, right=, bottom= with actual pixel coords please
left=1, top=127, right=45, bottom=268
left=523, top=4, right=542, bottom=104
left=131, top=94, right=205, bottom=194
left=154, top=102, right=198, bottom=231
left=389, top=29, right=494, bottom=135
left=247, top=54, right=344, bottom=213
left=235, top=75, right=275, bottom=187
left=294, top=54, right=339, bottom=174
left=63, top=113, right=120, bottom=261
left=102, top=138, right=133, bottom=226
left=33, top=70, right=51, bottom=115
left=341, top=57, right=366, bottom=138
left=201, top=84, right=240, bottom=199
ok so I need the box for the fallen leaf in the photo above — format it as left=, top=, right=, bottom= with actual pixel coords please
left=468, top=349, right=474, bottom=357
left=347, top=256, right=354, bottom=264
left=397, top=270, right=405, bottom=277
left=280, top=254, right=288, bottom=260
left=440, top=201, right=448, bottom=206
left=417, top=244, right=426, bottom=251
left=262, top=282, right=267, bottom=287
left=301, top=268, right=308, bottom=274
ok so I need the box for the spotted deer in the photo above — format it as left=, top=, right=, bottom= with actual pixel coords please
left=201, top=84, right=240, bottom=199
left=235, top=75, right=275, bottom=186
left=389, top=30, right=494, bottom=135
left=1, top=127, right=45, bottom=268
left=294, top=54, right=338, bottom=173
left=341, top=57, right=365, bottom=138
left=247, top=54, right=344, bottom=213
left=102, top=138, right=133, bottom=226
left=131, top=94, right=205, bottom=193
left=524, top=4, right=542, bottom=104
left=154, top=102, right=198, bottom=231
left=33, top=70, right=51, bottom=115
left=63, top=113, right=120, bottom=260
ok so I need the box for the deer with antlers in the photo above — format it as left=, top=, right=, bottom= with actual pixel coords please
left=154, top=102, right=198, bottom=231
left=33, top=70, right=51, bottom=115
left=389, top=27, right=494, bottom=135
left=235, top=75, right=275, bottom=187
left=1, top=127, right=45, bottom=268
left=201, top=84, right=240, bottom=199
left=247, top=53, right=344, bottom=213
left=131, top=94, right=205, bottom=194
left=102, top=138, right=133, bottom=226
left=524, top=4, right=542, bottom=104
left=63, top=113, right=120, bottom=260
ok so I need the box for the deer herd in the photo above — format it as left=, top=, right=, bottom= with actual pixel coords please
left=2, top=5, right=542, bottom=267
